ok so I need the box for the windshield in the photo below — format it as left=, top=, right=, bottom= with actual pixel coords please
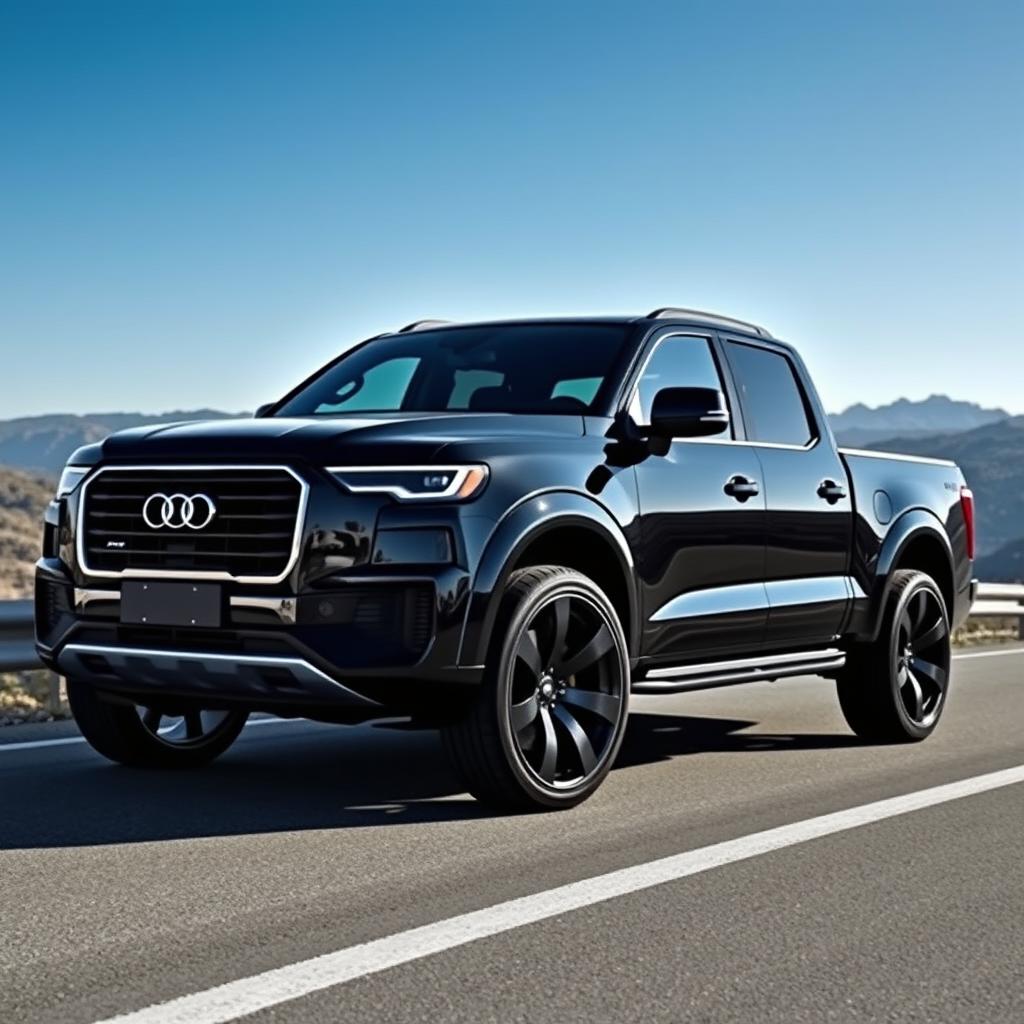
left=274, top=323, right=629, bottom=417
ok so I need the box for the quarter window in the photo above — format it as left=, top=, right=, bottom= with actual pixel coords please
left=726, top=342, right=814, bottom=446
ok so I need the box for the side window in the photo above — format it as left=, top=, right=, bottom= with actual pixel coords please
left=629, top=335, right=726, bottom=429
left=726, top=342, right=814, bottom=446
left=314, top=357, right=419, bottom=413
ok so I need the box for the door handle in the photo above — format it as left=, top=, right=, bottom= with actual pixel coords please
left=817, top=479, right=847, bottom=504
left=724, top=475, right=760, bottom=502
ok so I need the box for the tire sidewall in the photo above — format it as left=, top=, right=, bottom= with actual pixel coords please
left=884, top=574, right=950, bottom=740
left=492, top=571, right=630, bottom=808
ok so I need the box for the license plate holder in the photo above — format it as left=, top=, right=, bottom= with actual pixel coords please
left=120, top=581, right=223, bottom=628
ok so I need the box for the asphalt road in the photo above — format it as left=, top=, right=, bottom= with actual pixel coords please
left=1, top=646, right=1022, bottom=1024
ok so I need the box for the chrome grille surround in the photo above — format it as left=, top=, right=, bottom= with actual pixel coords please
left=77, top=465, right=309, bottom=584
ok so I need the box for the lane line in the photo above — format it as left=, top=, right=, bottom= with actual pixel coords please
left=0, top=716, right=303, bottom=753
left=2, top=646, right=1020, bottom=753
left=953, top=647, right=1024, bottom=660
left=92, top=763, right=1024, bottom=1024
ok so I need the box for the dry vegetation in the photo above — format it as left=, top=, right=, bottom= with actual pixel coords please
left=0, top=467, right=51, bottom=599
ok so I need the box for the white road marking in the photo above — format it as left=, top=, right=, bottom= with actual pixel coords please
left=953, top=647, right=1024, bottom=660
left=0, top=715, right=302, bottom=753
left=92, top=763, right=1024, bottom=1024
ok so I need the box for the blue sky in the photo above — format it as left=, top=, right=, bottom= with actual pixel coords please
left=1, top=0, right=1021, bottom=419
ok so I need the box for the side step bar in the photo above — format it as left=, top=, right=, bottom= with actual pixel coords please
left=632, top=648, right=846, bottom=695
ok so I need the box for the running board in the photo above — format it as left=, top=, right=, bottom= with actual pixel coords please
left=632, top=648, right=846, bottom=695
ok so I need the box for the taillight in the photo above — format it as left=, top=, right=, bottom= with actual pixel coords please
left=960, top=486, right=976, bottom=561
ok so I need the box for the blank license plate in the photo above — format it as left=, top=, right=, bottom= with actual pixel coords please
left=120, top=581, right=223, bottom=628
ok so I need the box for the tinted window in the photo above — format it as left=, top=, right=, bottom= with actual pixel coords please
left=726, top=342, right=814, bottom=446
left=313, top=357, right=419, bottom=413
left=276, top=323, right=629, bottom=416
left=630, top=335, right=726, bottom=429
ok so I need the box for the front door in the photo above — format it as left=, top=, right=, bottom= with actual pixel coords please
left=630, top=332, right=768, bottom=666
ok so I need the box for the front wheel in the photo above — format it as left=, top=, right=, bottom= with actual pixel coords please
left=442, top=565, right=630, bottom=811
left=836, top=569, right=951, bottom=743
left=67, top=679, right=249, bottom=768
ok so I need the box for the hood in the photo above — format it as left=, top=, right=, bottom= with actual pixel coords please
left=91, top=412, right=585, bottom=465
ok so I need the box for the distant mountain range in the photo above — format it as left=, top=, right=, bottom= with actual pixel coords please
left=830, top=395, right=1009, bottom=447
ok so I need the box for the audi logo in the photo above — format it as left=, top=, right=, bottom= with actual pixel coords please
left=142, top=492, right=217, bottom=530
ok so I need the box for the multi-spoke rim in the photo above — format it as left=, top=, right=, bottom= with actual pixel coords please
left=507, top=591, right=625, bottom=790
left=135, top=705, right=238, bottom=748
left=894, top=587, right=950, bottom=728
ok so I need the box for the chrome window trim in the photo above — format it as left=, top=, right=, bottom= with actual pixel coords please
left=327, top=464, right=487, bottom=500
left=622, top=332, right=819, bottom=452
left=76, top=464, right=309, bottom=585
left=625, top=332, right=727, bottom=432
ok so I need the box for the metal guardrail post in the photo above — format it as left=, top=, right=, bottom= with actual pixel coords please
left=0, top=600, right=41, bottom=673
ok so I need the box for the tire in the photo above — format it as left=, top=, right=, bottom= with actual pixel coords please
left=442, top=565, right=630, bottom=811
left=67, top=679, right=249, bottom=768
left=836, top=570, right=952, bottom=743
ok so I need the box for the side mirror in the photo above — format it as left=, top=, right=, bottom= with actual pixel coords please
left=648, top=387, right=730, bottom=439
left=254, top=403, right=275, bottom=418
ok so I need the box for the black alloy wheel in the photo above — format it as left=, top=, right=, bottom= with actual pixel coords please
left=134, top=705, right=246, bottom=750
left=508, top=589, right=624, bottom=789
left=443, top=565, right=630, bottom=810
left=836, top=570, right=952, bottom=742
left=66, top=678, right=249, bottom=768
left=892, top=584, right=950, bottom=728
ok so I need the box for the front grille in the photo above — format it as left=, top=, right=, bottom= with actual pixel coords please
left=80, top=467, right=305, bottom=580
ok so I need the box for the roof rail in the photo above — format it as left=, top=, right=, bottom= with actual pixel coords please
left=646, top=307, right=772, bottom=338
left=398, top=319, right=453, bottom=333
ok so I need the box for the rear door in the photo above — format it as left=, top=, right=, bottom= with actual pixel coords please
left=630, top=331, right=767, bottom=666
left=721, top=338, right=853, bottom=649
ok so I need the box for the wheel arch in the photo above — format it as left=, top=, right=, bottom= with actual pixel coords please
left=866, top=509, right=955, bottom=642
left=458, top=492, right=639, bottom=667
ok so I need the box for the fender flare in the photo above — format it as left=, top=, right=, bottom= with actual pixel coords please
left=457, top=491, right=639, bottom=667
left=865, top=508, right=955, bottom=642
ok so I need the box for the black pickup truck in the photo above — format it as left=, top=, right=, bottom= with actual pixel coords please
left=35, top=309, right=977, bottom=809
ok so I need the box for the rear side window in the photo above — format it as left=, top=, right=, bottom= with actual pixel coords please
left=726, top=342, right=814, bottom=446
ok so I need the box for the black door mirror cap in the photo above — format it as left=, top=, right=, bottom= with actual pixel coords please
left=648, top=387, right=731, bottom=439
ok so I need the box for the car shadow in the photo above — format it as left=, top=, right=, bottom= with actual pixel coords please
left=0, top=712, right=860, bottom=850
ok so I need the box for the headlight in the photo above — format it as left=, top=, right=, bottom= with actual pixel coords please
left=329, top=465, right=489, bottom=501
left=56, top=465, right=90, bottom=498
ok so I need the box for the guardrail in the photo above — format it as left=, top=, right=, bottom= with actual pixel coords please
left=0, top=600, right=37, bottom=673
left=1, top=583, right=1022, bottom=674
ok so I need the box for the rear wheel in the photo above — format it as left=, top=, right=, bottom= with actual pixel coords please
left=67, top=679, right=248, bottom=768
left=836, top=570, right=951, bottom=742
left=443, top=565, right=630, bottom=811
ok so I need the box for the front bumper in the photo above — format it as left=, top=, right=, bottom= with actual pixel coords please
left=35, top=559, right=483, bottom=716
